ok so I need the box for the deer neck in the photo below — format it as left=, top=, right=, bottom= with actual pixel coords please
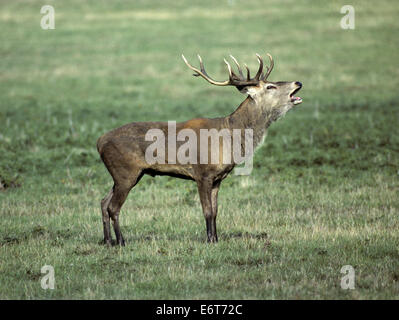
left=227, top=95, right=274, bottom=149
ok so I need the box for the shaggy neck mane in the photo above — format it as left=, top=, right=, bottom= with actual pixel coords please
left=227, top=93, right=276, bottom=150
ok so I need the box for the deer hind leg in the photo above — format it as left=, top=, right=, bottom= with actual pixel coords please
left=101, top=187, right=114, bottom=246
left=107, top=168, right=143, bottom=246
left=197, top=178, right=218, bottom=243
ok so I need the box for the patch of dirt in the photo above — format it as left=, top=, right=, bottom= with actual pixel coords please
left=26, top=269, right=41, bottom=281
left=0, top=176, right=21, bottom=190
left=0, top=236, right=20, bottom=246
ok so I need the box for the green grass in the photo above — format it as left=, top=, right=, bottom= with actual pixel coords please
left=1, top=0, right=399, bottom=299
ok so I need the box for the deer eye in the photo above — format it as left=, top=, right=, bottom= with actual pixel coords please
left=266, top=85, right=276, bottom=90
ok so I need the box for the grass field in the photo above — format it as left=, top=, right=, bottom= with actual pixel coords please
left=0, top=0, right=399, bottom=299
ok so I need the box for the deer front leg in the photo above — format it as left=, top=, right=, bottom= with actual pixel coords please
left=210, top=180, right=221, bottom=243
left=197, top=178, right=217, bottom=243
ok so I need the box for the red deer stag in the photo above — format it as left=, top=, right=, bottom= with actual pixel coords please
left=97, top=52, right=302, bottom=246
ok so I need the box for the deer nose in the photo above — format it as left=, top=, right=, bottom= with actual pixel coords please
left=295, top=81, right=302, bottom=88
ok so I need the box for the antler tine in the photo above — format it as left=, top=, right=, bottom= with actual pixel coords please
left=223, top=58, right=234, bottom=79
left=262, top=53, right=274, bottom=80
left=244, top=63, right=251, bottom=81
left=197, top=54, right=209, bottom=77
left=181, top=54, right=230, bottom=86
left=181, top=54, right=198, bottom=76
left=229, top=55, right=244, bottom=78
left=196, top=54, right=204, bottom=76
left=254, top=53, right=264, bottom=81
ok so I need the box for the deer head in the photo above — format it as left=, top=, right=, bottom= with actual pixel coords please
left=182, top=53, right=302, bottom=120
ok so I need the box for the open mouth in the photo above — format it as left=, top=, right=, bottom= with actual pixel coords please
left=290, top=87, right=302, bottom=105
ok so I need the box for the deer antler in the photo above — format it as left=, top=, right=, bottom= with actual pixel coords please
left=261, top=53, right=274, bottom=81
left=181, top=53, right=274, bottom=87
